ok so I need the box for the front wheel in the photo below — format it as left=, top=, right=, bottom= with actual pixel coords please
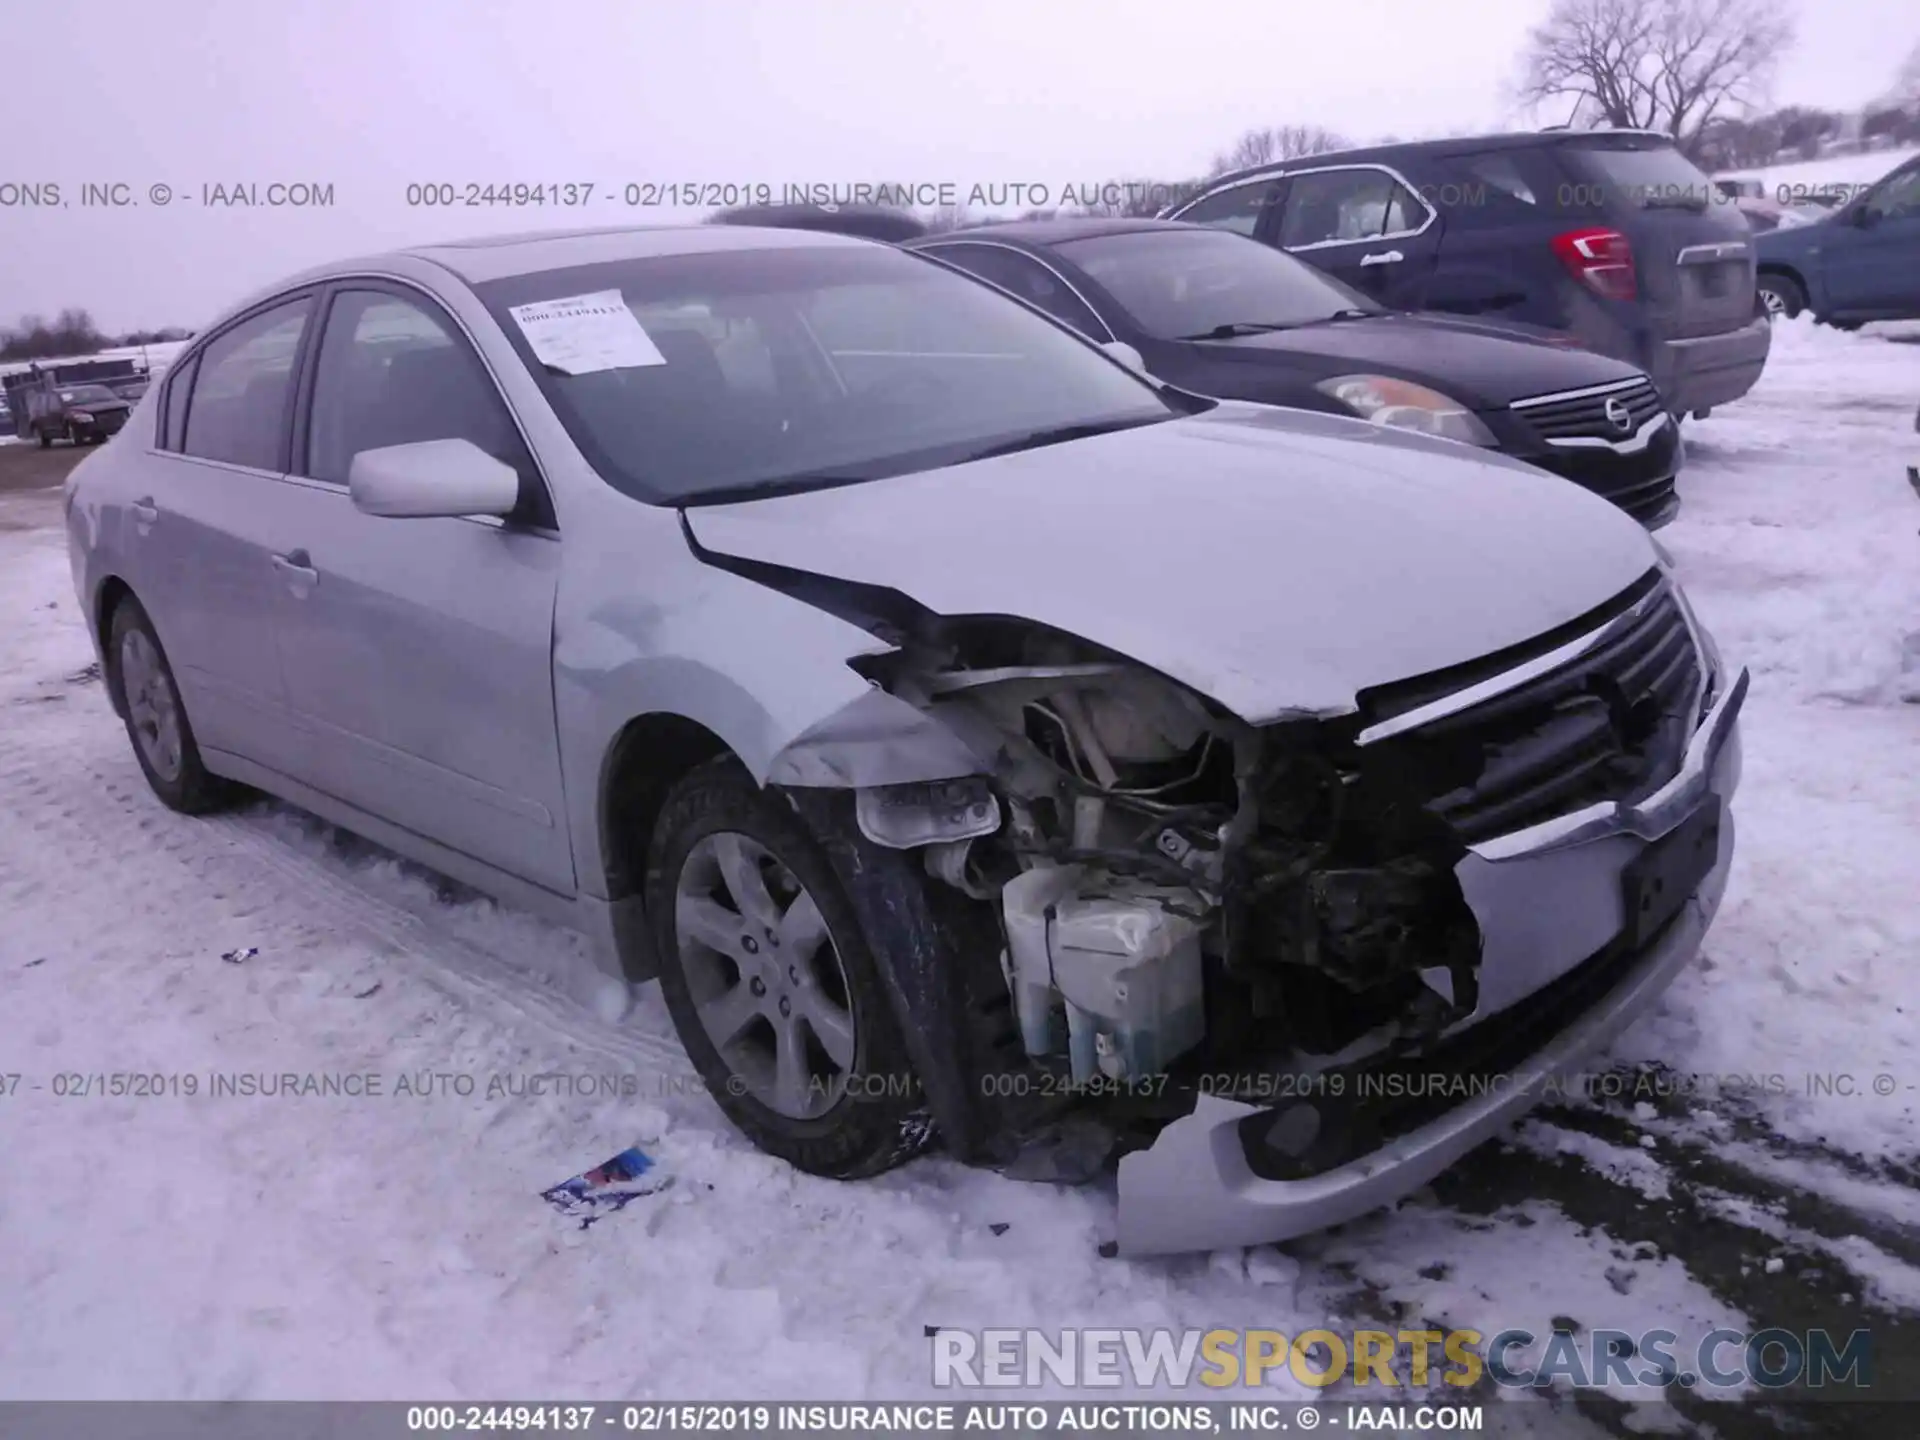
left=1757, top=274, right=1806, bottom=319
left=107, top=595, right=236, bottom=814
left=36, top=426, right=51, bottom=449
left=645, top=760, right=933, bottom=1178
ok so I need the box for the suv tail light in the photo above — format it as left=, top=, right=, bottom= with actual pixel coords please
left=1552, top=227, right=1637, bottom=301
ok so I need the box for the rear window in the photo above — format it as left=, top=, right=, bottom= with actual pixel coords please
left=1558, top=140, right=1719, bottom=213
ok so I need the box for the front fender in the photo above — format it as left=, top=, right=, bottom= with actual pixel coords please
left=553, top=566, right=986, bottom=901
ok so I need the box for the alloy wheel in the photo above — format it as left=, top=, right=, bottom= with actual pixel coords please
left=674, top=831, right=858, bottom=1119
left=119, top=628, right=184, bottom=783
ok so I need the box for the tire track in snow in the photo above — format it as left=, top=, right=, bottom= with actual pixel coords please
left=2, top=690, right=696, bottom=1085
left=202, top=806, right=696, bottom=1079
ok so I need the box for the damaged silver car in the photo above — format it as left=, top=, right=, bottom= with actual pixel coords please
left=65, top=224, right=1745, bottom=1255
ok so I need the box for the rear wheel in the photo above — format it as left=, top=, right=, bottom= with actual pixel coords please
left=645, top=759, right=933, bottom=1178
left=1757, top=274, right=1805, bottom=319
left=107, top=595, right=236, bottom=814
left=36, top=426, right=50, bottom=449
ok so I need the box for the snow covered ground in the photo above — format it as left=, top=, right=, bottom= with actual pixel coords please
left=1715, top=146, right=1920, bottom=201
left=2, top=317, right=1918, bottom=1433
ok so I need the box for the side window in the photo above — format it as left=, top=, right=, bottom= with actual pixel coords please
left=306, top=289, right=546, bottom=521
left=1438, top=151, right=1555, bottom=228
left=1280, top=169, right=1429, bottom=248
left=160, top=353, right=199, bottom=450
left=1173, top=180, right=1282, bottom=236
left=181, top=299, right=312, bottom=469
left=925, top=245, right=1106, bottom=338
left=1460, top=153, right=1537, bottom=206
left=1862, top=164, right=1920, bottom=221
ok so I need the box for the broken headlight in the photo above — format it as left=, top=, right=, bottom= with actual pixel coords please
left=1315, top=374, right=1497, bottom=447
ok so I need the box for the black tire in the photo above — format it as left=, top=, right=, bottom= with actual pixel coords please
left=1757, top=273, right=1806, bottom=320
left=36, top=426, right=50, bottom=449
left=645, top=759, right=933, bottom=1178
left=106, top=594, right=236, bottom=814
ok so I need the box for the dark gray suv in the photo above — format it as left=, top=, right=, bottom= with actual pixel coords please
left=1166, top=129, right=1771, bottom=420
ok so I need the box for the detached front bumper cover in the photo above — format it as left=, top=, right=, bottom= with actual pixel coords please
left=1114, top=666, right=1748, bottom=1256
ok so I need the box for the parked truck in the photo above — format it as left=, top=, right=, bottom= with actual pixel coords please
left=2, top=357, right=142, bottom=442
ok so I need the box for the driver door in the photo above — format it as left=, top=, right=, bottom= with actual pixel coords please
left=1821, top=161, right=1920, bottom=317
left=267, top=283, right=575, bottom=892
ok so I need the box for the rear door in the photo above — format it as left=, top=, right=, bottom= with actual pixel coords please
left=140, top=297, right=316, bottom=772
left=1819, top=160, right=1920, bottom=317
left=1553, top=136, right=1757, bottom=341
left=1261, top=164, right=1443, bottom=308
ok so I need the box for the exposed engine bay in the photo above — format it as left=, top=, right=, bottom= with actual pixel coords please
left=844, top=618, right=1490, bottom=1110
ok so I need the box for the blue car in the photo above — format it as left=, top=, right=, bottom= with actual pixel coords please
left=1755, top=154, right=1920, bottom=325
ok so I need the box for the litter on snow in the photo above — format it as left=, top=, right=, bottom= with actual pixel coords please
left=540, top=1145, right=670, bottom=1229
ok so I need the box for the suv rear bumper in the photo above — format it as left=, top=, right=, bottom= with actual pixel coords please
left=1114, top=667, right=1746, bottom=1256
left=1649, top=317, right=1771, bottom=417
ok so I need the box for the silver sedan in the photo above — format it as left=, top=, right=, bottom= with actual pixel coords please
left=63, top=223, right=1745, bottom=1254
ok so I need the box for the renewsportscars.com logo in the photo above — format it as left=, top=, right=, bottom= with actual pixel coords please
left=930, top=1327, right=1873, bottom=1392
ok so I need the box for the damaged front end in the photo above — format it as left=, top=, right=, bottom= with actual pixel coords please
left=761, top=564, right=1743, bottom=1255
left=826, top=617, right=1490, bottom=1146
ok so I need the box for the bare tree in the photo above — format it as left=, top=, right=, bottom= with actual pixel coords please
left=1209, top=124, right=1351, bottom=176
left=1518, top=0, right=1794, bottom=156
left=0, top=308, right=108, bottom=362
left=1694, top=112, right=1783, bottom=170
left=919, top=202, right=974, bottom=234
left=1893, top=39, right=1920, bottom=108
left=1063, top=177, right=1197, bottom=219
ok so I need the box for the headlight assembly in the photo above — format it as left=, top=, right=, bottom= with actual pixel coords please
left=1315, top=374, right=1497, bottom=447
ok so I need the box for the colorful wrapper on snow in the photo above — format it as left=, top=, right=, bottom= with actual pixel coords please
left=540, top=1145, right=669, bottom=1227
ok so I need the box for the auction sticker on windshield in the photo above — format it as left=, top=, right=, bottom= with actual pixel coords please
left=508, top=289, right=666, bottom=374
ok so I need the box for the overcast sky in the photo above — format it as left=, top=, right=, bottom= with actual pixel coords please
left=1, top=0, right=1913, bottom=331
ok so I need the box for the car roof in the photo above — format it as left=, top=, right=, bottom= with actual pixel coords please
left=911, top=216, right=1205, bottom=248
left=1195, top=127, right=1676, bottom=195
left=709, top=204, right=930, bottom=241
left=259, top=223, right=879, bottom=295
left=409, top=222, right=878, bottom=282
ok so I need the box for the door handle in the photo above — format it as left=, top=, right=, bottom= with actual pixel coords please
left=1359, top=249, right=1404, bottom=266
left=271, top=549, right=318, bottom=589
left=131, top=497, right=158, bottom=530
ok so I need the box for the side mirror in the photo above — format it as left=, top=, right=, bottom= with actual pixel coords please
left=349, top=438, right=520, bottom=519
left=1100, top=340, right=1150, bottom=375
left=1851, top=204, right=1881, bottom=229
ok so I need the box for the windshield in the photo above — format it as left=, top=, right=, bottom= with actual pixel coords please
left=1052, top=228, right=1377, bottom=340
left=1562, top=140, right=1719, bottom=210
left=476, top=243, right=1178, bottom=505
left=60, top=385, right=121, bottom=404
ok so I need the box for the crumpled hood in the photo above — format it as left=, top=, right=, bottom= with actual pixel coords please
left=682, top=404, right=1659, bottom=723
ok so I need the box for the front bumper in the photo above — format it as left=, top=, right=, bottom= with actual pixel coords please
left=1114, top=667, right=1748, bottom=1256
left=1649, top=317, right=1771, bottom=417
